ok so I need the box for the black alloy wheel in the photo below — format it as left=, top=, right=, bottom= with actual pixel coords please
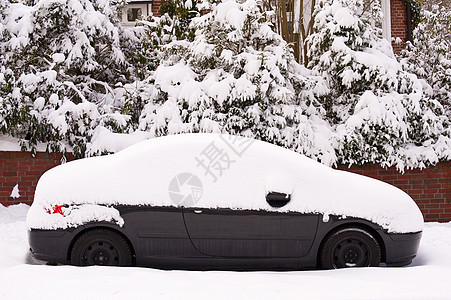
left=319, top=227, right=381, bottom=269
left=70, top=228, right=133, bottom=267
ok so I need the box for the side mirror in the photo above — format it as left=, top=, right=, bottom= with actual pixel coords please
left=266, top=192, right=291, bottom=208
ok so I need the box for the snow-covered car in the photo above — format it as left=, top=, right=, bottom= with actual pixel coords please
left=27, top=134, right=423, bottom=269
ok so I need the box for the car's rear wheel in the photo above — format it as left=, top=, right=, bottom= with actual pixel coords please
left=70, top=228, right=132, bottom=267
left=319, top=227, right=381, bottom=269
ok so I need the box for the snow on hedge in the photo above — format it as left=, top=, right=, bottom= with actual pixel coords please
left=133, top=0, right=336, bottom=165
left=121, top=0, right=449, bottom=171
left=27, top=134, right=424, bottom=233
left=400, top=5, right=451, bottom=118
left=0, top=0, right=142, bottom=156
left=1, top=0, right=450, bottom=171
left=306, top=0, right=451, bottom=169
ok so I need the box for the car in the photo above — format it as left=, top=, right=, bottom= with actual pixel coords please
left=27, top=133, right=423, bottom=270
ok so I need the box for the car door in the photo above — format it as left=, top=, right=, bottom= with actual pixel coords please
left=118, top=206, right=200, bottom=265
left=182, top=206, right=319, bottom=258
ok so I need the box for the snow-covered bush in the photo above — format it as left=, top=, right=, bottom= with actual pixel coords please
left=128, top=0, right=336, bottom=164
left=306, top=0, right=450, bottom=169
left=1, top=0, right=449, bottom=171
left=120, top=0, right=202, bottom=126
left=400, top=5, right=451, bottom=118
left=136, top=0, right=201, bottom=73
left=0, top=0, right=140, bottom=156
left=158, top=0, right=200, bottom=41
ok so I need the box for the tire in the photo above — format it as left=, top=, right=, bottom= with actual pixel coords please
left=70, top=228, right=133, bottom=267
left=319, top=227, right=381, bottom=269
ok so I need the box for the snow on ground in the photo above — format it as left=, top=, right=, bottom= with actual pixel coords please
left=1, top=204, right=450, bottom=299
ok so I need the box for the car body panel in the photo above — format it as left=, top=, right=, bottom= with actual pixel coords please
left=28, top=205, right=421, bottom=270
left=116, top=206, right=199, bottom=265
left=183, top=207, right=319, bottom=258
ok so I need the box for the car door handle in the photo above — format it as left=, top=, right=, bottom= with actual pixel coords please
left=193, top=210, right=203, bottom=214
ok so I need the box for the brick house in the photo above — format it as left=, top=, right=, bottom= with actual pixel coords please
left=121, top=0, right=414, bottom=53
left=120, top=0, right=153, bottom=27
left=387, top=0, right=414, bottom=53
left=1, top=1, right=448, bottom=222
left=120, top=0, right=161, bottom=27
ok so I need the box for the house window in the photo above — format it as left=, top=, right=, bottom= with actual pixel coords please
left=121, top=3, right=150, bottom=27
left=127, top=8, right=142, bottom=22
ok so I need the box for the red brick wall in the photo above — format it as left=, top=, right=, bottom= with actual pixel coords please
left=337, top=162, right=451, bottom=222
left=0, top=151, right=73, bottom=206
left=391, top=0, right=408, bottom=54
left=1, top=150, right=449, bottom=222
left=152, top=0, right=162, bottom=16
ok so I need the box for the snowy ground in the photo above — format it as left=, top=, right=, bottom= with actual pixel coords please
left=1, top=204, right=450, bottom=300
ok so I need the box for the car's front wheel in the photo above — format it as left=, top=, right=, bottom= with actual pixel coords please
left=319, top=227, right=381, bottom=269
left=70, top=228, right=133, bottom=267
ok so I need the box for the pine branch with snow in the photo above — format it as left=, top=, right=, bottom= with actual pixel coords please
left=1, top=0, right=449, bottom=170
left=0, top=0, right=141, bottom=157
left=306, top=0, right=450, bottom=169
left=129, top=0, right=336, bottom=165
left=400, top=5, right=451, bottom=119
